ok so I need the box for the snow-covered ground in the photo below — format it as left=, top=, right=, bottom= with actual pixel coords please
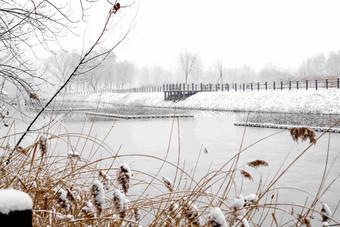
left=60, top=89, right=340, bottom=114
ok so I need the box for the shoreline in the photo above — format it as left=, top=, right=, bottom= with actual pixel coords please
left=58, top=89, right=340, bottom=115
left=60, top=99, right=340, bottom=116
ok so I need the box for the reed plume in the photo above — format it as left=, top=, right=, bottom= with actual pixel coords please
left=113, top=188, right=128, bottom=219
left=91, top=180, right=105, bottom=215
left=207, top=207, right=227, bottom=227
left=117, top=163, right=131, bottom=194
left=81, top=201, right=95, bottom=217
left=183, top=201, right=202, bottom=226
left=38, top=135, right=47, bottom=156
left=162, top=176, right=174, bottom=192
left=290, top=127, right=316, bottom=144
left=55, top=188, right=69, bottom=209
left=240, top=170, right=253, bottom=181
left=247, top=159, right=268, bottom=168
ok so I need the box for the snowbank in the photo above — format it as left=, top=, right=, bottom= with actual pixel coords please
left=0, top=189, right=32, bottom=214
left=60, top=89, right=340, bottom=114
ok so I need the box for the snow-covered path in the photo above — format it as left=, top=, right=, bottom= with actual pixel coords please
left=61, top=89, right=340, bottom=114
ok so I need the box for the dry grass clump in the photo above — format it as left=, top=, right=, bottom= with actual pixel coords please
left=289, top=126, right=316, bottom=144
left=0, top=117, right=339, bottom=226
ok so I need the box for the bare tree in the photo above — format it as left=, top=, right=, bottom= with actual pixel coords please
left=4, top=0, right=135, bottom=164
left=298, top=54, right=326, bottom=79
left=45, top=51, right=81, bottom=92
left=325, top=51, right=340, bottom=78
left=112, top=60, right=135, bottom=88
left=178, top=50, right=197, bottom=84
left=216, top=59, right=224, bottom=84
left=0, top=0, right=77, bottom=98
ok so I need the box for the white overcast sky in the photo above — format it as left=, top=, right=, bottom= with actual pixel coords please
left=60, top=0, right=340, bottom=71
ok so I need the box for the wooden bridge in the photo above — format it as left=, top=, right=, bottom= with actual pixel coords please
left=163, top=78, right=340, bottom=101
left=163, top=83, right=224, bottom=101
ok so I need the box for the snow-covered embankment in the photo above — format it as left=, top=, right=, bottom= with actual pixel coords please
left=61, top=89, right=340, bottom=114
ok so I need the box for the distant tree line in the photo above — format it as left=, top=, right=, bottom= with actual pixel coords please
left=45, top=49, right=340, bottom=91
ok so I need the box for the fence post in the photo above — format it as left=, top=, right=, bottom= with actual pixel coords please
left=280, top=81, right=283, bottom=90
left=315, top=80, right=318, bottom=90
left=306, top=80, right=308, bottom=90
left=179, top=83, right=181, bottom=91
left=209, top=83, right=212, bottom=91
left=337, top=78, right=340, bottom=89
left=235, top=83, right=237, bottom=91
left=227, top=83, right=229, bottom=91
left=221, top=83, right=223, bottom=91
left=273, top=81, right=276, bottom=90
left=297, top=81, right=299, bottom=90
left=243, top=83, right=245, bottom=91
left=0, top=189, right=32, bottom=226
left=215, top=84, right=218, bottom=91
left=326, top=79, right=328, bottom=89
left=200, top=83, right=203, bottom=91
left=257, top=82, right=260, bottom=91
left=192, top=83, right=194, bottom=90
left=265, top=82, right=267, bottom=90
left=289, top=81, right=291, bottom=90
left=251, top=83, right=253, bottom=91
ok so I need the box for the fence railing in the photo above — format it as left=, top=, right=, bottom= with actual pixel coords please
left=164, top=78, right=340, bottom=92
left=64, top=78, right=340, bottom=96
left=65, top=86, right=163, bottom=96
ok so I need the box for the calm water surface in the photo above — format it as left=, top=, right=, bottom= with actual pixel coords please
left=66, top=110, right=340, bottom=221
left=2, top=109, right=340, bottom=224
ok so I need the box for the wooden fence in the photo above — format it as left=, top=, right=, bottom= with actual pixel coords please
left=164, top=78, right=340, bottom=92
left=65, top=86, right=163, bottom=96
left=65, top=78, right=340, bottom=96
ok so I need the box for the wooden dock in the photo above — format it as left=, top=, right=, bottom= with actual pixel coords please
left=234, top=122, right=340, bottom=133
left=85, top=112, right=194, bottom=120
